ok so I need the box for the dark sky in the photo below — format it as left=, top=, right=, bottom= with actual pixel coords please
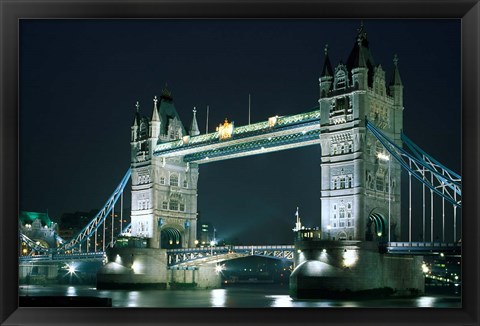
left=19, top=19, right=461, bottom=244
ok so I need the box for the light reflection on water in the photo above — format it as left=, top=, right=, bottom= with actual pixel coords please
left=210, top=289, right=227, bottom=307
left=66, top=286, right=77, bottom=296
left=18, top=285, right=460, bottom=308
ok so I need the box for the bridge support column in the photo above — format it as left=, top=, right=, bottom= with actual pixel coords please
left=290, top=240, right=424, bottom=299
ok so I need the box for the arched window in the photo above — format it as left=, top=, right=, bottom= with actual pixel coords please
left=335, top=70, right=347, bottom=90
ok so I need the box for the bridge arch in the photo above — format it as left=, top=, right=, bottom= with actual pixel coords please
left=160, top=225, right=184, bottom=249
left=366, top=209, right=386, bottom=241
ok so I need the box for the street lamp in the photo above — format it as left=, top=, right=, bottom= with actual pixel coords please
left=378, top=152, right=391, bottom=242
left=326, top=224, right=332, bottom=240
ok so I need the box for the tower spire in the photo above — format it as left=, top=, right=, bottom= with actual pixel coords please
left=321, top=44, right=333, bottom=77
left=293, top=207, right=302, bottom=231
left=390, top=54, right=403, bottom=86
left=151, top=96, right=160, bottom=122
left=132, top=101, right=140, bottom=126
left=189, top=107, right=200, bottom=136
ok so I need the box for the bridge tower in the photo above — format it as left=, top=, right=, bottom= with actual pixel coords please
left=130, top=88, right=199, bottom=249
left=319, top=25, right=403, bottom=242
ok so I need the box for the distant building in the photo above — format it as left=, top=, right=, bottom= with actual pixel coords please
left=197, top=222, right=215, bottom=247
left=19, top=211, right=58, bottom=250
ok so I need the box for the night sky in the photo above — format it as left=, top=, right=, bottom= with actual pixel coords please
left=19, top=19, right=461, bottom=245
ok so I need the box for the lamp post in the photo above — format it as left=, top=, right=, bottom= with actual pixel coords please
left=326, top=224, right=332, bottom=240
left=378, top=152, right=391, bottom=242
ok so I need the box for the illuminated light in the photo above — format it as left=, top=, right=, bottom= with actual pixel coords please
left=343, top=249, right=358, bottom=267
left=440, top=253, right=445, bottom=257
left=268, top=116, right=278, bottom=127
left=327, top=224, right=332, bottom=230
left=169, top=240, right=173, bottom=245
left=217, top=118, right=234, bottom=140
left=377, top=153, right=390, bottom=161
left=297, top=249, right=302, bottom=253
left=455, top=275, right=459, bottom=280
left=22, top=248, right=28, bottom=254
left=215, top=264, right=225, bottom=274
left=205, top=157, right=209, bottom=160
left=268, top=137, right=272, bottom=141
left=176, top=241, right=179, bottom=245
left=377, top=232, right=382, bottom=237
left=302, top=130, right=307, bottom=134
left=36, top=241, right=40, bottom=245
left=67, top=265, right=76, bottom=274
left=322, top=249, right=327, bottom=253
left=131, top=261, right=140, bottom=273
left=194, top=240, right=199, bottom=245
left=421, top=263, right=429, bottom=273
left=210, top=240, right=216, bottom=246
left=261, top=147, right=265, bottom=150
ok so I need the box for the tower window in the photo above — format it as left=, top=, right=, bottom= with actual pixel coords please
left=162, top=201, right=168, bottom=210
left=170, top=174, right=179, bottom=187
left=160, top=177, right=165, bottom=185
left=183, top=180, right=188, bottom=188
left=169, top=200, right=178, bottom=211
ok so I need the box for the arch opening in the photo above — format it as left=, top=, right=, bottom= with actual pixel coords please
left=160, top=226, right=183, bottom=249
left=366, top=212, right=386, bottom=241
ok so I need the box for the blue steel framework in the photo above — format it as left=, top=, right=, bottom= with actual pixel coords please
left=19, top=112, right=461, bottom=263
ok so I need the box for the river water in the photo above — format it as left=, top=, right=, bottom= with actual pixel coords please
left=18, top=284, right=461, bottom=308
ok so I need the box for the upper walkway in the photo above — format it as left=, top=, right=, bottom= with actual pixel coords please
left=153, top=109, right=321, bottom=163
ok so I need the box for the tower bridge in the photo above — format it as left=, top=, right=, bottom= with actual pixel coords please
left=19, top=25, right=461, bottom=296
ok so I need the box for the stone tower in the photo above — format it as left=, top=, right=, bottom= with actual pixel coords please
left=130, top=88, right=199, bottom=249
left=319, top=25, right=404, bottom=242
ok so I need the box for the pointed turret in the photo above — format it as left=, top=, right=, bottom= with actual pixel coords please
left=346, top=22, right=375, bottom=87
left=319, top=44, right=334, bottom=98
left=157, top=85, right=187, bottom=141
left=389, top=54, right=404, bottom=108
left=189, top=107, right=200, bottom=136
left=150, top=96, right=161, bottom=140
left=151, top=95, right=160, bottom=122
left=321, top=44, right=333, bottom=77
left=131, top=101, right=140, bottom=142
left=390, top=54, right=403, bottom=86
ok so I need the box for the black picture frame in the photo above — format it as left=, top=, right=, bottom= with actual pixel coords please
left=1, top=0, right=478, bottom=325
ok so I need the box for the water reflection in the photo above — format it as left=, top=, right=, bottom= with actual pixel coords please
left=416, top=296, right=436, bottom=307
left=210, top=289, right=227, bottom=307
left=18, top=285, right=460, bottom=308
left=266, top=295, right=293, bottom=307
left=127, top=291, right=140, bottom=307
left=66, top=286, right=77, bottom=296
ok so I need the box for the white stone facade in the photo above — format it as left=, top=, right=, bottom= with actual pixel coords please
left=319, top=29, right=404, bottom=241
left=130, top=92, right=199, bottom=249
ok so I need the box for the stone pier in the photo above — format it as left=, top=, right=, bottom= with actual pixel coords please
left=289, top=231, right=424, bottom=299
left=97, top=247, right=221, bottom=290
